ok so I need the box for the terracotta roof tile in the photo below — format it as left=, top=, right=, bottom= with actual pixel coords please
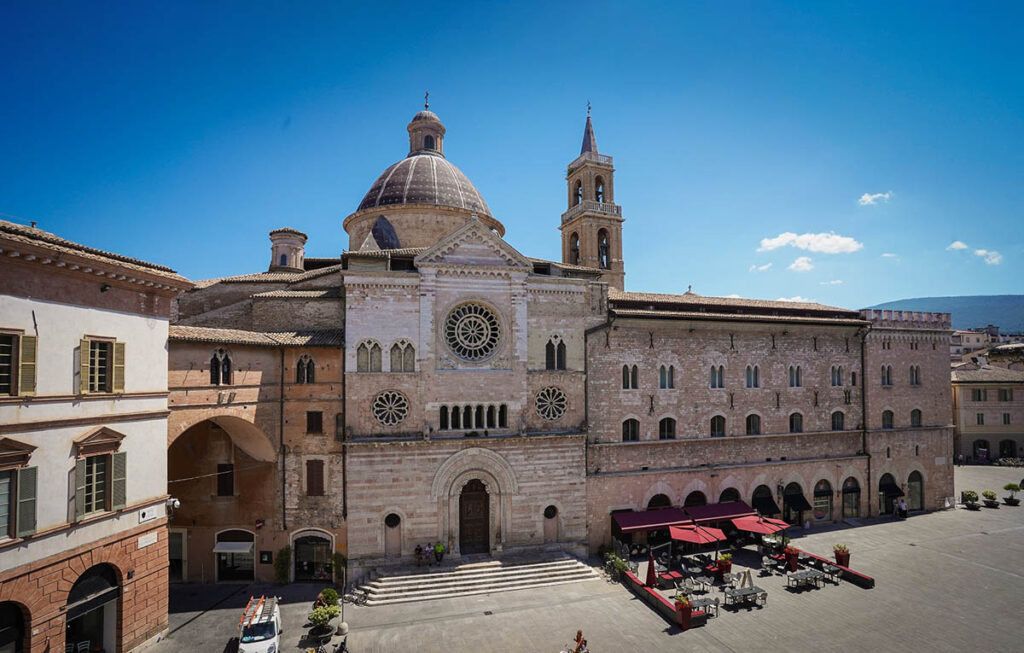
left=169, top=325, right=343, bottom=347
left=609, top=288, right=853, bottom=314
left=610, top=307, right=867, bottom=326
left=252, top=289, right=341, bottom=299
left=951, top=367, right=1024, bottom=383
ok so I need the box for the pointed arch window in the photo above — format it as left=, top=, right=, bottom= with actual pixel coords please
left=746, top=414, right=761, bottom=435
left=573, top=180, right=583, bottom=206
left=831, top=410, right=845, bottom=431
left=296, top=355, right=315, bottom=384
left=210, top=349, right=231, bottom=385
left=545, top=337, right=566, bottom=371
left=595, top=176, right=605, bottom=203
left=746, top=365, right=760, bottom=388
left=788, top=365, right=802, bottom=387
left=622, top=364, right=638, bottom=389
left=659, top=365, right=675, bottom=389
left=357, top=341, right=382, bottom=372
left=909, top=365, right=921, bottom=386
left=882, top=410, right=894, bottom=429
left=831, top=365, right=844, bottom=386
left=569, top=232, right=580, bottom=265
left=789, top=412, right=803, bottom=433
left=658, top=417, right=676, bottom=440
left=910, top=408, right=922, bottom=427
left=597, top=229, right=610, bottom=269
left=622, top=418, right=639, bottom=442
left=710, top=415, right=726, bottom=437
left=710, top=365, right=724, bottom=389
left=390, top=341, right=415, bottom=372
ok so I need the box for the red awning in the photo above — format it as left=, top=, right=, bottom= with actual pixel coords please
left=613, top=508, right=689, bottom=533
left=670, top=524, right=726, bottom=544
left=731, top=515, right=788, bottom=535
left=683, top=501, right=757, bottom=524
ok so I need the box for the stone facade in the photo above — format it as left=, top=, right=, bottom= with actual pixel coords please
left=163, top=107, right=956, bottom=588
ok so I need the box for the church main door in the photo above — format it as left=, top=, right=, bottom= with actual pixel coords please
left=459, top=479, right=489, bottom=555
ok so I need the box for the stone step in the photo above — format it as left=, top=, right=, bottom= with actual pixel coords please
left=355, top=556, right=600, bottom=605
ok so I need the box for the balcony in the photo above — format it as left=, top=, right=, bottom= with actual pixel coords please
left=568, top=151, right=614, bottom=172
left=562, top=200, right=622, bottom=224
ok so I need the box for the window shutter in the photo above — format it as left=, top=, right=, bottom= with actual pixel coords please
left=112, top=342, right=126, bottom=393
left=74, top=458, right=87, bottom=520
left=16, top=466, right=38, bottom=537
left=79, top=339, right=91, bottom=394
left=18, top=335, right=38, bottom=396
left=111, top=451, right=127, bottom=510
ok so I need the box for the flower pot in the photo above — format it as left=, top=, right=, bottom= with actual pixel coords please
left=1003, top=497, right=1020, bottom=506
left=720, top=560, right=732, bottom=574
left=785, top=551, right=799, bottom=572
left=834, top=551, right=850, bottom=567
left=965, top=502, right=981, bottom=511
left=676, top=602, right=692, bottom=630
left=983, top=499, right=1000, bottom=509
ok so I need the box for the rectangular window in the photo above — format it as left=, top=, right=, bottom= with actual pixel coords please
left=971, top=389, right=988, bottom=402
left=84, top=455, right=108, bottom=514
left=89, top=340, right=110, bottom=392
left=0, top=469, right=11, bottom=538
left=999, top=388, right=1014, bottom=401
left=80, top=338, right=124, bottom=394
left=976, top=413, right=984, bottom=426
left=306, top=411, right=323, bottom=434
left=0, top=334, right=14, bottom=395
left=1004, top=413, right=1011, bottom=425
left=217, top=463, right=234, bottom=497
left=0, top=332, right=38, bottom=396
left=306, top=459, right=324, bottom=496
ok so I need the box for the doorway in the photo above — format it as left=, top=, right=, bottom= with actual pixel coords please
left=0, top=602, right=25, bottom=653
left=908, top=471, right=924, bottom=511
left=384, top=514, right=402, bottom=559
left=294, top=534, right=332, bottom=581
left=168, top=530, right=187, bottom=583
left=65, top=565, right=119, bottom=653
left=214, top=529, right=254, bottom=582
left=459, top=479, right=489, bottom=555
left=842, top=477, right=860, bottom=518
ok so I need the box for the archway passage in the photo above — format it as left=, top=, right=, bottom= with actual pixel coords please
left=0, top=601, right=26, bottom=653
left=459, top=479, right=489, bottom=555
left=878, top=473, right=902, bottom=515
left=999, top=439, right=1017, bottom=459
left=66, top=564, right=120, bottom=653
left=842, top=477, right=861, bottom=519
left=294, top=534, right=332, bottom=581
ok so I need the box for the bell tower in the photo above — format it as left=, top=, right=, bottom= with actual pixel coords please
left=559, top=109, right=625, bottom=289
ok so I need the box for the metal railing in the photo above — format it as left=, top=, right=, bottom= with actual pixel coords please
left=562, top=200, right=622, bottom=223
left=568, top=152, right=614, bottom=170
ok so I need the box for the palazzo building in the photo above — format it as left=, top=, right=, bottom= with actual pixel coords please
left=166, top=106, right=955, bottom=583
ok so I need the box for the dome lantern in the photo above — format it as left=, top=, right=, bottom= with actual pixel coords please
left=407, top=96, right=445, bottom=156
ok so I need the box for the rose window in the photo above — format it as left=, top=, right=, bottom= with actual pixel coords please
left=535, top=386, right=567, bottom=421
left=372, top=391, right=409, bottom=426
left=444, top=302, right=501, bottom=361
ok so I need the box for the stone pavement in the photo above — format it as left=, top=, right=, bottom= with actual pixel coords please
left=159, top=465, right=1024, bottom=652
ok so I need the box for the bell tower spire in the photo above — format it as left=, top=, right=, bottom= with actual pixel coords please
left=559, top=108, right=625, bottom=289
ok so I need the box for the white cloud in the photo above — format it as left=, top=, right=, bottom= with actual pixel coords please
left=725, top=294, right=742, bottom=298
left=819, top=279, right=843, bottom=286
left=758, top=232, right=863, bottom=254
left=881, top=252, right=898, bottom=258
left=748, top=263, right=773, bottom=273
left=788, top=256, right=814, bottom=272
left=858, top=191, right=893, bottom=206
left=946, top=241, right=968, bottom=251
left=974, top=249, right=1002, bottom=265
left=777, top=296, right=815, bottom=303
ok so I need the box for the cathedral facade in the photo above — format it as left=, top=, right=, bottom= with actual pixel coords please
left=166, top=107, right=953, bottom=583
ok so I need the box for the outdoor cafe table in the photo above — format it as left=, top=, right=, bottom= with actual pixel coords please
left=787, top=569, right=825, bottom=589
left=689, top=596, right=719, bottom=617
left=723, top=585, right=763, bottom=607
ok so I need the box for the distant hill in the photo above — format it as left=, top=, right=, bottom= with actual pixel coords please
left=865, top=295, right=1024, bottom=332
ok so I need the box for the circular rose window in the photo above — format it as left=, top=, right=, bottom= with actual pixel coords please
left=535, top=386, right=567, bottom=421
left=372, top=391, right=409, bottom=426
left=444, top=302, right=501, bottom=361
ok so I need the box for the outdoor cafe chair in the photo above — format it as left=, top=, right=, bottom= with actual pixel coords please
left=756, top=591, right=768, bottom=607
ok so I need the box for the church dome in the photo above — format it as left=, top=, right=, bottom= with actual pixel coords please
left=412, top=109, right=440, bottom=122
left=357, top=153, right=492, bottom=217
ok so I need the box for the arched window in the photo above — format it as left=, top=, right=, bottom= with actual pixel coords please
left=573, top=180, right=583, bottom=206
left=658, top=417, right=676, bottom=440
left=813, top=479, right=833, bottom=521
left=357, top=341, right=382, bottom=372
left=622, top=419, right=639, bottom=442
left=210, top=349, right=231, bottom=385
left=684, top=491, right=707, bottom=507
left=390, top=341, right=415, bottom=372
left=647, top=494, right=672, bottom=510
left=752, top=485, right=777, bottom=516
left=910, top=365, right=921, bottom=386
left=831, top=410, right=845, bottom=431
left=710, top=415, right=726, bottom=437
left=882, top=365, right=893, bottom=386
left=710, top=365, right=724, bottom=388
left=789, top=412, right=803, bottom=433
left=831, top=365, right=844, bottom=386
left=842, top=477, right=860, bottom=518
left=630, top=365, right=638, bottom=389
left=597, top=229, right=610, bottom=269
left=910, top=409, right=922, bottom=427
left=546, top=341, right=556, bottom=370
left=789, top=365, right=802, bottom=387
left=719, top=487, right=740, bottom=503
left=556, top=341, right=566, bottom=370
left=746, top=365, right=759, bottom=388
left=622, top=365, right=638, bottom=389
left=907, top=470, right=924, bottom=511
left=279, top=253, right=288, bottom=267
left=882, top=410, right=894, bottom=429
left=746, top=414, right=761, bottom=435
left=595, top=176, right=605, bottom=202
left=296, top=355, right=315, bottom=384
left=659, top=365, right=675, bottom=389
left=851, top=371, right=857, bottom=386
left=439, top=406, right=449, bottom=430
left=424, top=134, right=435, bottom=150
left=569, top=232, right=580, bottom=264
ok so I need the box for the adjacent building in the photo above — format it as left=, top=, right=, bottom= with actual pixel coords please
left=0, top=221, right=190, bottom=652
left=951, top=366, right=1024, bottom=461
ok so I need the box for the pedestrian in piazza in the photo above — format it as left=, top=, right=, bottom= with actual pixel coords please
left=434, top=541, right=445, bottom=564
left=426, top=542, right=433, bottom=566
left=414, top=544, right=423, bottom=567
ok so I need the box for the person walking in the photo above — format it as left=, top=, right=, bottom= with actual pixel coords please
left=572, top=629, right=588, bottom=653
left=414, top=544, right=423, bottom=567
left=434, top=541, right=445, bottom=564
left=426, top=542, right=433, bottom=566
left=899, top=498, right=908, bottom=519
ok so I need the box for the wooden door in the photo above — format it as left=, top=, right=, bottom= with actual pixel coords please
left=459, top=479, right=489, bottom=555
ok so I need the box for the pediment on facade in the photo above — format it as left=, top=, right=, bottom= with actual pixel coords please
left=0, top=437, right=37, bottom=470
left=415, top=218, right=532, bottom=269
left=74, top=426, right=126, bottom=457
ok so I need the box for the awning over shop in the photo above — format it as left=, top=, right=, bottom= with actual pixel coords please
left=613, top=508, right=688, bottom=533
left=670, top=524, right=726, bottom=544
left=731, top=515, right=788, bottom=535
left=752, top=495, right=781, bottom=515
left=213, top=541, right=255, bottom=554
left=880, top=482, right=905, bottom=497
left=783, top=491, right=813, bottom=512
left=683, top=501, right=757, bottom=524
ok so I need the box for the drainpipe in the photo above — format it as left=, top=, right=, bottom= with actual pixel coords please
left=280, top=347, right=287, bottom=531
left=859, top=325, right=871, bottom=518
left=341, top=295, right=348, bottom=521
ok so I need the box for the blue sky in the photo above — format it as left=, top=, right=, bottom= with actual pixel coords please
left=1, top=1, right=1021, bottom=309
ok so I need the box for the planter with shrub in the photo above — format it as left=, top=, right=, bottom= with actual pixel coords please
left=1003, top=483, right=1021, bottom=506
left=833, top=544, right=850, bottom=567
left=982, top=490, right=1000, bottom=508
left=962, top=490, right=981, bottom=511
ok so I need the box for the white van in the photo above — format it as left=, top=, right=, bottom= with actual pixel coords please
left=237, top=595, right=282, bottom=653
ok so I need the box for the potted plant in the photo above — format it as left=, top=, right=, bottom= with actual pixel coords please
left=673, top=594, right=692, bottom=630
left=783, top=545, right=799, bottom=572
left=718, top=552, right=733, bottom=574
left=1003, top=483, right=1021, bottom=506
left=308, top=604, right=341, bottom=640
left=982, top=490, right=1000, bottom=509
left=833, top=544, right=850, bottom=567
left=962, top=490, right=981, bottom=510
left=319, top=588, right=339, bottom=606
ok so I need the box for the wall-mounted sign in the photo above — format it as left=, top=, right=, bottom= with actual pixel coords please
left=138, top=532, right=159, bottom=549
left=259, top=550, right=273, bottom=564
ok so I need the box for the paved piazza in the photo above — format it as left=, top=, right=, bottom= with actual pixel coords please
left=161, top=466, right=1024, bottom=652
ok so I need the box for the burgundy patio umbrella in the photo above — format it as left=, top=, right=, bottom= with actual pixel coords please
left=645, top=551, right=657, bottom=588
left=731, top=515, right=788, bottom=535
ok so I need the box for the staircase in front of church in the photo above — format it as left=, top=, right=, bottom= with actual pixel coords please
left=353, top=554, right=600, bottom=605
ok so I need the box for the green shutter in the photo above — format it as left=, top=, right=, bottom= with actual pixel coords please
left=16, top=466, right=37, bottom=537
left=18, top=335, right=37, bottom=396
left=112, top=342, right=125, bottom=393
left=74, top=458, right=86, bottom=520
left=79, top=339, right=91, bottom=394
left=111, top=451, right=127, bottom=510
